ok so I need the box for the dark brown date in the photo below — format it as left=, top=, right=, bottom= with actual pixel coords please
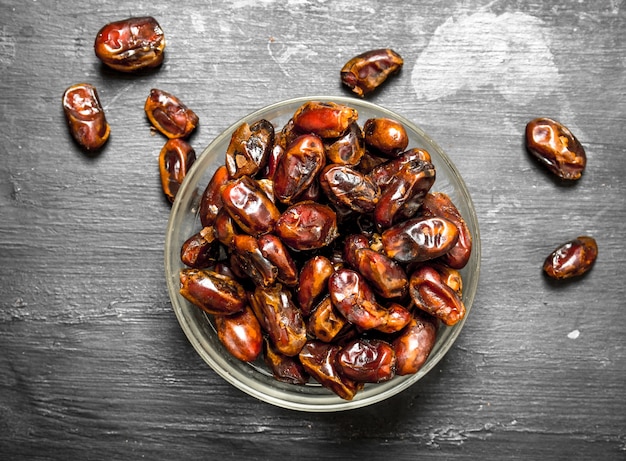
left=263, top=337, right=309, bottom=385
left=225, top=119, right=274, bottom=178
left=325, top=122, right=365, bottom=165
left=215, top=306, right=263, bottom=363
left=297, top=255, right=335, bottom=315
left=221, top=176, right=280, bottom=236
left=298, top=341, right=362, bottom=400
left=159, top=138, right=196, bottom=203
left=179, top=268, right=246, bottom=315
left=392, top=315, right=437, bottom=376
left=231, top=234, right=277, bottom=288
left=350, top=248, right=408, bottom=299
left=420, top=192, right=472, bottom=269
left=199, top=165, right=230, bottom=227
left=273, top=134, right=326, bottom=204
left=258, top=234, right=299, bottom=287
left=275, top=202, right=338, bottom=251
left=369, top=148, right=432, bottom=188
left=145, top=89, right=199, bottom=139
left=376, top=303, right=412, bottom=334
left=307, top=296, right=348, bottom=343
left=341, top=48, right=404, bottom=97
left=382, top=217, right=459, bottom=263
left=251, top=284, right=306, bottom=357
left=180, top=226, right=217, bottom=268
left=320, top=165, right=380, bottom=214
left=543, top=236, right=598, bottom=279
left=62, top=83, right=110, bottom=151
left=432, top=263, right=463, bottom=297
left=525, top=117, right=586, bottom=180
left=292, top=101, right=358, bottom=138
left=336, top=339, right=396, bottom=383
left=94, top=16, right=165, bottom=72
left=364, top=118, right=409, bottom=157
left=343, top=234, right=370, bottom=268
left=409, top=265, right=466, bottom=326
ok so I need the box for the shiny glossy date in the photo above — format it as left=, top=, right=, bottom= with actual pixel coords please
left=231, top=234, right=277, bottom=288
left=62, top=83, right=110, bottom=151
left=94, top=16, right=165, bottom=72
left=297, top=255, right=335, bottom=316
left=525, top=117, right=586, bottom=180
left=392, top=315, right=437, bottom=376
left=180, top=226, right=217, bottom=268
left=320, top=165, right=380, bottom=214
left=292, top=101, right=358, bottom=138
left=275, top=202, right=338, bottom=251
left=145, top=89, right=198, bottom=139
left=543, top=236, right=598, bottom=279
left=215, top=306, right=263, bottom=362
left=369, top=148, right=432, bottom=188
left=263, top=337, right=309, bottom=385
left=179, top=268, right=246, bottom=315
left=340, top=48, right=403, bottom=97
left=350, top=247, right=408, bottom=299
left=364, top=118, right=409, bottom=157
left=409, top=265, right=466, bottom=326
left=258, top=234, right=299, bottom=287
left=221, top=176, right=280, bottom=236
left=225, top=119, right=274, bottom=178
left=382, top=217, right=459, bottom=263
left=306, top=296, right=347, bottom=343
left=199, top=165, right=230, bottom=227
left=324, top=122, right=365, bottom=165
left=159, top=138, right=196, bottom=203
left=336, top=339, right=396, bottom=383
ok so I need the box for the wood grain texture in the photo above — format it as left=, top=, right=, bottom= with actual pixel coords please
left=1, top=0, right=625, bottom=459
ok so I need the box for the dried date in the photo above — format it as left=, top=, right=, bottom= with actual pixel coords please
left=159, top=138, right=196, bottom=203
left=336, top=338, right=396, bottom=383
left=275, top=202, right=338, bottom=251
left=382, top=217, right=459, bottom=263
left=145, top=88, right=199, bottom=139
left=341, top=48, right=403, bottom=97
left=409, top=265, right=466, bottom=326
left=215, top=306, right=263, bottom=362
left=179, top=268, right=247, bottom=315
left=543, top=236, right=598, bottom=279
left=225, top=119, right=274, bottom=178
left=62, top=83, right=110, bottom=151
left=221, top=176, right=280, bottom=236
left=292, top=101, right=358, bottom=138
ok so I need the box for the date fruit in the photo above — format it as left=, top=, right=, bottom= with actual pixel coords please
left=275, top=202, right=338, bottom=251
left=215, top=306, right=263, bottom=362
left=364, top=118, right=409, bottom=157
left=382, top=217, right=459, bottom=263
left=94, top=16, right=165, bottom=72
left=225, top=120, right=274, bottom=178
left=525, top=117, right=586, bottom=180
left=221, top=176, right=280, bottom=236
left=179, top=268, right=246, bottom=315
left=292, top=101, right=358, bottom=138
left=341, top=48, right=404, bottom=97
left=392, top=315, right=437, bottom=376
left=145, top=89, right=199, bottom=139
left=159, top=138, right=196, bottom=203
left=409, top=265, right=466, bottom=326
left=62, top=83, right=110, bottom=151
left=543, top=236, right=598, bottom=279
left=336, top=338, right=396, bottom=383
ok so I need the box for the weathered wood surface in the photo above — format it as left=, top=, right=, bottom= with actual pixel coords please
left=1, top=0, right=624, bottom=459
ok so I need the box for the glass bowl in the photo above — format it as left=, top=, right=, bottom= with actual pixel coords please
left=164, top=95, right=481, bottom=412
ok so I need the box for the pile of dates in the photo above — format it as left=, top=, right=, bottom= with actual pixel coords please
left=178, top=101, right=472, bottom=400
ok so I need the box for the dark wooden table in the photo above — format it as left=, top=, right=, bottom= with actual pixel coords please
left=1, top=0, right=625, bottom=459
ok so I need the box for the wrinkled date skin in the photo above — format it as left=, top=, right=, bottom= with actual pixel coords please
left=307, top=296, right=348, bottom=343
left=421, top=192, right=472, bottom=269
left=199, top=165, right=230, bottom=227
left=525, top=117, right=586, bottom=180
left=336, top=338, right=397, bottom=383
left=320, top=165, right=380, bottom=214
left=369, top=148, right=432, bottom=188
left=382, top=217, right=459, bottom=263
left=325, top=122, right=365, bottom=165
left=275, top=202, right=338, bottom=251
left=221, top=176, right=280, bottom=236
left=298, top=341, right=362, bottom=400
left=215, top=306, right=263, bottom=363
left=231, top=234, right=278, bottom=288
left=94, top=16, right=165, bottom=72
left=297, top=255, right=335, bottom=316
left=263, top=337, right=309, bottom=385
left=543, top=236, right=598, bottom=280
left=274, top=134, right=326, bottom=204
left=225, top=120, right=274, bottom=178
left=409, top=265, right=466, bottom=326
left=180, top=226, right=218, bottom=269
left=258, top=234, right=299, bottom=287
left=341, top=48, right=404, bottom=97
left=179, top=268, right=246, bottom=315
left=62, top=83, right=110, bottom=151
left=251, top=284, right=307, bottom=357
left=392, top=315, right=437, bottom=376
left=159, top=138, right=196, bottom=203
left=292, top=101, right=358, bottom=138
left=145, top=89, right=199, bottom=139
left=350, top=247, right=408, bottom=299
left=364, top=118, right=409, bottom=157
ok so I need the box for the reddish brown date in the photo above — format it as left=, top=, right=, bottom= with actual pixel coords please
left=215, top=306, right=263, bottom=363
left=324, top=122, right=365, bottom=165
left=320, top=165, right=380, bottom=214
left=525, top=117, right=586, bottom=180
left=263, top=338, right=309, bottom=385
left=392, top=315, right=437, bottom=376
left=231, top=234, right=277, bottom=288
left=251, top=284, right=306, bottom=357
left=409, top=265, right=466, bottom=326
left=221, top=176, right=280, bottom=236
left=543, top=236, right=598, bottom=279
left=62, top=83, right=110, bottom=151
left=225, top=119, right=274, bottom=178
left=297, top=255, right=335, bottom=315
left=199, top=165, right=230, bottom=227
left=298, top=341, right=362, bottom=400
left=292, top=101, right=358, bottom=138
left=306, top=296, right=348, bottom=343
left=275, top=202, right=338, bottom=251
left=179, top=268, right=246, bottom=315
left=350, top=248, right=408, bottom=299
left=159, top=138, right=196, bottom=203
left=180, top=226, right=217, bottom=268
left=369, top=148, right=432, bottom=188
left=94, top=16, right=165, bottom=72
left=421, top=192, right=472, bottom=269
left=336, top=339, right=396, bottom=383
left=364, top=118, right=409, bottom=157
left=382, top=217, right=459, bottom=263
left=213, top=209, right=238, bottom=247
left=273, top=134, right=326, bottom=204
left=376, top=303, right=412, bottom=334
left=258, top=234, right=299, bottom=287
left=341, top=48, right=404, bottom=97
left=145, top=89, right=199, bottom=139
